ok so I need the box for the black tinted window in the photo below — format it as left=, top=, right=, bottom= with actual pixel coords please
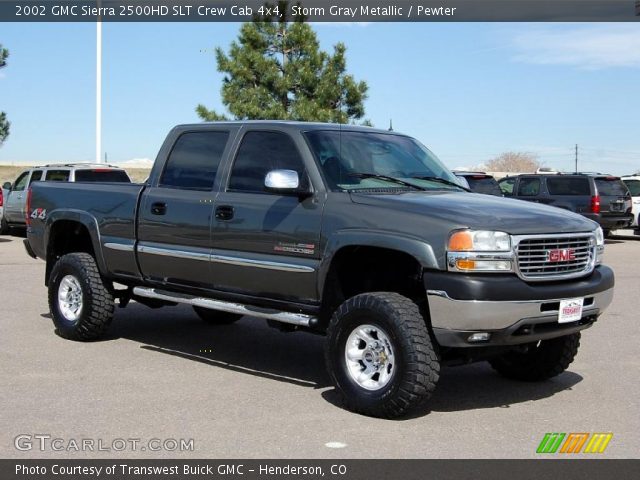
left=517, top=177, right=541, bottom=196
left=229, top=131, right=306, bottom=193
left=29, top=170, right=43, bottom=184
left=46, top=170, right=70, bottom=181
left=160, top=131, right=230, bottom=190
left=547, top=177, right=590, bottom=195
left=75, top=170, right=131, bottom=183
left=595, top=178, right=629, bottom=196
left=465, top=176, right=502, bottom=196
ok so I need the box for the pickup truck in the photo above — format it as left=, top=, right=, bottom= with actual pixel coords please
left=25, top=122, right=615, bottom=418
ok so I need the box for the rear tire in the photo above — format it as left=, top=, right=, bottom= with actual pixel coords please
left=48, top=253, right=114, bottom=341
left=325, top=292, right=439, bottom=418
left=489, top=333, right=580, bottom=381
left=193, top=306, right=242, bottom=325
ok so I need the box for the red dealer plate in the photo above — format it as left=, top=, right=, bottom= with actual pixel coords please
left=558, top=298, right=584, bottom=323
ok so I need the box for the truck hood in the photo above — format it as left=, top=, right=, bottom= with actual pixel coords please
left=350, top=191, right=598, bottom=235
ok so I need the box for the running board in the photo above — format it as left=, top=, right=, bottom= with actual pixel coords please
left=132, top=287, right=317, bottom=328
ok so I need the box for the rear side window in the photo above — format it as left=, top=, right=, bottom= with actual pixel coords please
left=623, top=179, right=640, bottom=196
left=46, top=170, right=70, bottom=182
left=29, top=170, right=43, bottom=184
left=160, top=131, right=230, bottom=190
left=517, top=177, right=541, bottom=196
left=595, top=178, right=629, bottom=196
left=547, top=177, right=590, bottom=195
left=465, top=176, right=502, bottom=195
left=229, top=131, right=306, bottom=193
left=75, top=170, right=131, bottom=183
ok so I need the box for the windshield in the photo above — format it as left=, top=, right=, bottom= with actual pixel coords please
left=304, top=130, right=461, bottom=192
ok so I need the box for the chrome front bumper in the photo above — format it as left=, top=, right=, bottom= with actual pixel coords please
left=427, top=287, right=614, bottom=332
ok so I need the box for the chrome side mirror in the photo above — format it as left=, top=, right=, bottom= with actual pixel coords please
left=265, top=169, right=303, bottom=194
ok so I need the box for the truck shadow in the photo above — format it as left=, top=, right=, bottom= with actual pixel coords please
left=110, top=302, right=583, bottom=418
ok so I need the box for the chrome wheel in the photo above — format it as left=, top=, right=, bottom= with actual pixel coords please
left=57, top=275, right=83, bottom=322
left=344, top=324, right=396, bottom=391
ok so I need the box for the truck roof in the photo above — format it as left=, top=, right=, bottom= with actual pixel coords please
left=173, top=120, right=402, bottom=136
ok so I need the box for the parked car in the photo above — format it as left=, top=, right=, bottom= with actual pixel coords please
left=453, top=171, right=503, bottom=196
left=0, top=186, right=7, bottom=234
left=498, top=173, right=633, bottom=235
left=621, top=174, right=640, bottom=228
left=25, top=122, right=613, bottom=418
left=1, top=164, right=130, bottom=231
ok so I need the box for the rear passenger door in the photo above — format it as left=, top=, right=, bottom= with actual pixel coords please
left=137, top=127, right=236, bottom=289
left=211, top=129, right=323, bottom=303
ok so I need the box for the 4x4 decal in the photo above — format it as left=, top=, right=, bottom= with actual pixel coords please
left=30, top=208, right=47, bottom=220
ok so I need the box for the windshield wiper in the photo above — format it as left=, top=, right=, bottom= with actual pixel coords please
left=348, top=173, right=427, bottom=191
left=411, top=175, right=471, bottom=192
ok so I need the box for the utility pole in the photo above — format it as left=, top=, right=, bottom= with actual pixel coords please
left=575, top=144, right=578, bottom=173
left=96, top=17, right=102, bottom=163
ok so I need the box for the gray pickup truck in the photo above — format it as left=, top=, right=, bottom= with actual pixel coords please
left=25, top=122, right=614, bottom=418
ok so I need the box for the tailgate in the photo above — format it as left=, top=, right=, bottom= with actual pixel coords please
left=595, top=177, right=632, bottom=215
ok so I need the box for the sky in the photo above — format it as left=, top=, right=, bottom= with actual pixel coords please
left=0, top=21, right=639, bottom=174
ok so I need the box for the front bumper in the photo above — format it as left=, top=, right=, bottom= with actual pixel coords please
left=426, top=266, right=614, bottom=347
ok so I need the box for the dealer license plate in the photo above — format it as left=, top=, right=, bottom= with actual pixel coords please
left=558, top=298, right=584, bottom=323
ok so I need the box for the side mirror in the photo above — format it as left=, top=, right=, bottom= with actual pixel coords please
left=264, top=169, right=310, bottom=196
left=2, top=182, right=11, bottom=190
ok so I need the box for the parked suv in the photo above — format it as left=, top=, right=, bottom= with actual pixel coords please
left=453, top=171, right=503, bottom=196
left=1, top=164, right=130, bottom=230
left=499, top=173, right=633, bottom=235
left=621, top=174, right=640, bottom=229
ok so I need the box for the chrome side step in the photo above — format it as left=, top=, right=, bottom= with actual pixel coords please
left=132, top=287, right=316, bottom=327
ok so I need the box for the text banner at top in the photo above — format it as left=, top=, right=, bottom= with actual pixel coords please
left=1, top=0, right=639, bottom=22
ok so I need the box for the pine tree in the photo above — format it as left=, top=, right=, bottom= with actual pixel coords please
left=197, top=2, right=368, bottom=124
left=0, top=44, right=9, bottom=146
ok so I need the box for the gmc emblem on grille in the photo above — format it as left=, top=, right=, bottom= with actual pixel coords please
left=547, top=248, right=576, bottom=262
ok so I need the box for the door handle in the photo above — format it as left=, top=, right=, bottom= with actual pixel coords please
left=215, top=205, right=234, bottom=221
left=151, top=202, right=167, bottom=215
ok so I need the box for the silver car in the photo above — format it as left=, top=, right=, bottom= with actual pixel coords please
left=1, top=163, right=130, bottom=231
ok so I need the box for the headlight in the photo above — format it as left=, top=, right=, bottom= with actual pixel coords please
left=448, top=230, right=511, bottom=252
left=594, top=227, right=605, bottom=265
left=594, top=226, right=604, bottom=246
left=447, top=230, right=513, bottom=273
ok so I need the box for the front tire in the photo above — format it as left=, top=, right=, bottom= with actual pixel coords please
left=325, top=292, right=440, bottom=418
left=0, top=217, right=9, bottom=235
left=489, top=333, right=580, bottom=381
left=48, top=253, right=114, bottom=341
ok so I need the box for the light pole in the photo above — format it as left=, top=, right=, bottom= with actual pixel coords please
left=96, top=12, right=102, bottom=163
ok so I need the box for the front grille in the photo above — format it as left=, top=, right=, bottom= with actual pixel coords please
left=516, top=234, right=595, bottom=280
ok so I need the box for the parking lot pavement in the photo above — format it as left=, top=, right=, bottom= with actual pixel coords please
left=1, top=234, right=638, bottom=459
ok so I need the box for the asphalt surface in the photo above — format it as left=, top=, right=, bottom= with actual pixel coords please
left=1, top=232, right=638, bottom=459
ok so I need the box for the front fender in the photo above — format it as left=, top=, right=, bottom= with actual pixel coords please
left=317, top=229, right=440, bottom=298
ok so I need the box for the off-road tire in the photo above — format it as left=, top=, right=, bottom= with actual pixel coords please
left=325, top=292, right=440, bottom=418
left=48, top=253, right=114, bottom=341
left=489, top=333, right=581, bottom=381
left=193, top=306, right=242, bottom=325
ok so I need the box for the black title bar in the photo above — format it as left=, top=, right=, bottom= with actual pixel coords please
left=1, top=0, right=639, bottom=22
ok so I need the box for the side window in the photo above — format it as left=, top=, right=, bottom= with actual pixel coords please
left=498, top=177, right=516, bottom=196
left=517, top=177, right=541, bottom=196
left=160, top=131, right=230, bottom=190
left=46, top=170, right=70, bottom=182
left=12, top=172, right=30, bottom=191
left=228, top=131, right=307, bottom=193
left=29, top=170, right=43, bottom=184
